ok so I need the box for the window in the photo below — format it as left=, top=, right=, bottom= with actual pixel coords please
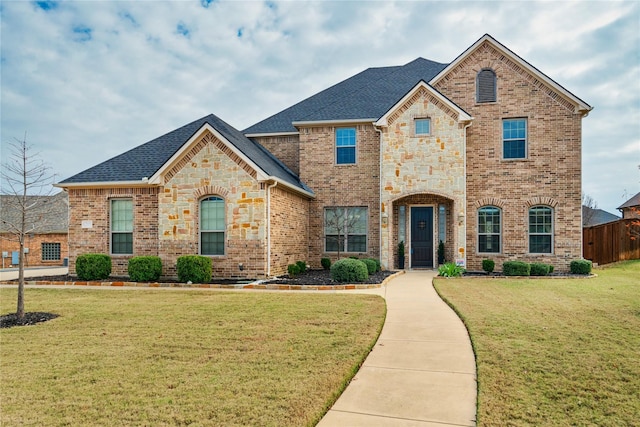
left=529, top=206, right=553, bottom=253
left=42, top=242, right=61, bottom=261
left=325, top=207, right=367, bottom=252
left=200, top=196, right=225, bottom=255
left=111, top=199, right=133, bottom=254
left=478, top=206, right=501, bottom=253
left=503, top=118, right=527, bottom=159
left=477, top=68, right=497, bottom=103
left=336, top=128, right=356, bottom=164
left=415, top=118, right=431, bottom=135
left=438, top=205, right=446, bottom=243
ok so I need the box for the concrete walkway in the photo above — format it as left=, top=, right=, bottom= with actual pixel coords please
left=0, top=266, right=68, bottom=281
left=317, top=270, right=477, bottom=427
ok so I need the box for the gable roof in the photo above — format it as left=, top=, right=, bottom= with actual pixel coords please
left=57, top=114, right=313, bottom=196
left=582, top=206, right=620, bottom=227
left=0, top=191, right=68, bottom=234
left=244, top=58, right=448, bottom=135
left=618, top=191, right=640, bottom=210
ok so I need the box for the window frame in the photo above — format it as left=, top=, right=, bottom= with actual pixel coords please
left=476, top=68, right=497, bottom=103
left=414, top=118, right=431, bottom=136
left=324, top=207, right=368, bottom=253
left=335, top=127, right=356, bottom=165
left=41, top=242, right=61, bottom=261
left=110, top=198, right=133, bottom=255
left=477, top=206, right=502, bottom=254
left=502, top=118, right=527, bottom=159
left=528, top=205, right=554, bottom=254
left=199, top=196, right=226, bottom=256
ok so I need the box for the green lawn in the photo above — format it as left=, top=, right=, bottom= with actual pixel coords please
left=435, top=260, right=640, bottom=427
left=0, top=289, right=385, bottom=426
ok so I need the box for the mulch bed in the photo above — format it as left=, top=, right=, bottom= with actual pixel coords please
left=1, top=312, right=60, bottom=329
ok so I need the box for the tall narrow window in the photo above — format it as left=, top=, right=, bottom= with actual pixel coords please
left=478, top=206, right=501, bottom=253
left=398, top=205, right=406, bottom=245
left=529, top=206, right=553, bottom=253
left=336, top=128, right=356, bottom=164
left=477, top=68, right=496, bottom=103
left=325, top=207, right=368, bottom=252
left=200, top=196, right=225, bottom=255
left=415, top=118, right=431, bottom=135
left=438, top=205, right=446, bottom=243
left=111, top=199, right=133, bottom=254
left=503, top=118, right=527, bottom=159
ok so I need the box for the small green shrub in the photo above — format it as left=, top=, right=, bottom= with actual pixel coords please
left=295, top=260, right=307, bottom=274
left=549, top=264, right=555, bottom=274
left=349, top=256, right=359, bottom=260
left=438, top=240, right=445, bottom=265
left=76, top=253, right=111, bottom=281
left=176, top=255, right=212, bottom=283
left=438, top=262, right=465, bottom=277
left=287, top=263, right=300, bottom=277
left=362, top=258, right=377, bottom=275
left=369, top=258, right=382, bottom=272
left=530, top=262, right=551, bottom=276
left=503, top=261, right=531, bottom=276
left=482, top=259, right=495, bottom=274
left=331, top=258, right=368, bottom=283
left=321, top=258, right=331, bottom=270
left=128, top=256, right=162, bottom=282
left=570, top=259, right=592, bottom=275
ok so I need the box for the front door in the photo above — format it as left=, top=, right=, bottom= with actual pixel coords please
left=411, top=207, right=434, bottom=268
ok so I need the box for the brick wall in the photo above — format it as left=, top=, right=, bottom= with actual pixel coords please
left=253, top=135, right=301, bottom=176
left=0, top=233, right=69, bottom=268
left=268, top=185, right=309, bottom=276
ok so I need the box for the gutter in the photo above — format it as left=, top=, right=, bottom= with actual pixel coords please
left=266, top=181, right=278, bottom=277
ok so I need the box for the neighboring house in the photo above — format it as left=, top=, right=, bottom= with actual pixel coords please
left=56, top=34, right=592, bottom=277
left=582, top=206, right=620, bottom=227
left=0, top=192, right=69, bottom=268
left=618, top=192, right=640, bottom=219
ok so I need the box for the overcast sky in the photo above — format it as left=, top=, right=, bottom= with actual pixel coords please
left=1, top=0, right=639, bottom=214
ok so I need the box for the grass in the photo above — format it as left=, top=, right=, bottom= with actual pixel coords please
left=0, top=288, right=385, bottom=426
left=434, top=260, right=640, bottom=427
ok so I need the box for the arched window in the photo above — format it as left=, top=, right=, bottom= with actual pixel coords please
left=476, top=68, right=497, bottom=103
left=200, top=196, right=225, bottom=255
left=529, top=206, right=553, bottom=253
left=478, top=206, right=501, bottom=253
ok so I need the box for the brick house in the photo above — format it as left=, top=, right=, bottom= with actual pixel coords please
left=618, top=192, right=640, bottom=219
left=56, top=34, right=592, bottom=277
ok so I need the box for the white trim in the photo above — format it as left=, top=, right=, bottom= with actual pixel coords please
left=54, top=181, right=157, bottom=189
left=292, top=118, right=377, bottom=127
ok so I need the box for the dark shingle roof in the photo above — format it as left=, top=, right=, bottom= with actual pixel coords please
left=582, top=206, right=620, bottom=227
left=243, top=58, right=448, bottom=134
left=59, top=114, right=313, bottom=195
left=0, top=191, right=68, bottom=234
left=618, top=191, right=640, bottom=210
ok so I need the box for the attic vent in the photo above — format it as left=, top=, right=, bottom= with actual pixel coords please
left=477, top=68, right=497, bottom=103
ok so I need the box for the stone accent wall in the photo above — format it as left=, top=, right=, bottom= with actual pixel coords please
left=268, top=185, right=309, bottom=276
left=67, top=187, right=159, bottom=276
left=252, top=135, right=301, bottom=176
left=0, top=233, right=69, bottom=268
left=299, top=124, right=380, bottom=267
left=434, top=40, right=584, bottom=272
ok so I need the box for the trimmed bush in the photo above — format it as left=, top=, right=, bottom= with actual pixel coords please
left=331, top=258, right=368, bottom=283
left=438, top=240, right=445, bottom=265
left=438, top=262, right=464, bottom=277
left=362, top=258, right=377, bottom=275
left=369, top=258, right=382, bottom=272
left=530, top=263, right=551, bottom=276
left=321, top=258, right=331, bottom=270
left=503, top=261, right=531, bottom=276
left=570, top=260, right=592, bottom=275
left=176, top=255, right=212, bottom=283
left=296, top=260, right=307, bottom=274
left=128, top=256, right=162, bottom=282
left=482, top=259, right=495, bottom=274
left=549, top=264, right=555, bottom=273
left=349, top=256, right=359, bottom=260
left=76, top=253, right=112, bottom=281
left=287, top=263, right=300, bottom=277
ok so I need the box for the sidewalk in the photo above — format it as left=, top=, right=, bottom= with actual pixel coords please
left=317, top=270, right=477, bottom=426
left=0, top=266, right=68, bottom=281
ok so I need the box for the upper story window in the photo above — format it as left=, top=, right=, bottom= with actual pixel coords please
left=111, top=199, right=133, bottom=255
left=415, top=118, right=431, bottom=135
left=478, top=206, right=501, bottom=253
left=529, top=206, right=553, bottom=254
left=200, top=196, right=225, bottom=256
left=336, top=127, right=356, bottom=165
left=477, top=68, right=497, bottom=103
left=503, top=118, right=527, bottom=159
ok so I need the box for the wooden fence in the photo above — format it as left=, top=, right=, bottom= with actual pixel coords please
left=583, top=219, right=640, bottom=265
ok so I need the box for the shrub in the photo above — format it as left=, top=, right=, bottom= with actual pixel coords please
left=438, top=240, right=445, bottom=265
left=362, top=258, right=377, bottom=275
left=503, top=261, right=531, bottom=276
left=570, top=260, right=592, bottom=275
left=349, top=256, right=359, bottom=260
left=321, top=258, right=331, bottom=270
left=76, top=253, right=112, bottom=281
left=287, top=263, right=300, bottom=277
left=128, top=256, right=162, bottom=282
left=482, top=259, right=495, bottom=274
left=295, top=260, right=307, bottom=274
left=549, top=264, right=555, bottom=274
left=331, top=258, right=368, bottom=283
left=369, top=258, right=382, bottom=272
left=176, top=255, right=212, bottom=283
left=530, top=262, right=551, bottom=276
left=438, top=262, right=465, bottom=277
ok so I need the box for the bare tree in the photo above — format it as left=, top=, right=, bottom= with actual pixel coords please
left=324, top=206, right=366, bottom=260
left=1, top=135, right=58, bottom=319
left=582, top=193, right=598, bottom=227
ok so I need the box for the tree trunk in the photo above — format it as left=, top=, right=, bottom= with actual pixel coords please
left=17, top=238, right=25, bottom=319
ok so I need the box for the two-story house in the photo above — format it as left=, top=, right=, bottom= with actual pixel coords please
left=56, top=34, right=592, bottom=278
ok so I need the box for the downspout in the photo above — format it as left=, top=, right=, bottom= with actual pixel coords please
left=462, top=121, right=472, bottom=268
left=374, top=124, right=384, bottom=269
left=266, top=181, right=278, bottom=277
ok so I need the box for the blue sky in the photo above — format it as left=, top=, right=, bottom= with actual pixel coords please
left=1, top=0, right=639, bottom=214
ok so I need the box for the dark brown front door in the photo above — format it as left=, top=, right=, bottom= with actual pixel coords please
left=411, top=207, right=434, bottom=268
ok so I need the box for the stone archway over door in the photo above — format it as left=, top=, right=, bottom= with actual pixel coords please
left=411, top=206, right=434, bottom=268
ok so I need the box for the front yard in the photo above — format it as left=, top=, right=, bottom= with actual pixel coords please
left=435, top=260, right=640, bottom=426
left=0, top=289, right=385, bottom=426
